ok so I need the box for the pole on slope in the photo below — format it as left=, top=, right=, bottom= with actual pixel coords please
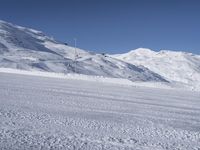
left=74, top=38, right=77, bottom=73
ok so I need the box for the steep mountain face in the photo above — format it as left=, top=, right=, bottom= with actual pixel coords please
left=0, top=20, right=166, bottom=82
left=112, top=48, right=200, bottom=88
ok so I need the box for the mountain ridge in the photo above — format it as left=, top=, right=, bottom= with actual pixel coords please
left=1, top=20, right=200, bottom=90
left=112, top=48, right=200, bottom=90
left=0, top=20, right=166, bottom=82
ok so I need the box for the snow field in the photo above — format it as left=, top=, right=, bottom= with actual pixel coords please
left=0, top=72, right=200, bottom=150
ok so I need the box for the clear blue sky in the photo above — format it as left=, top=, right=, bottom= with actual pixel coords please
left=0, top=0, right=200, bottom=54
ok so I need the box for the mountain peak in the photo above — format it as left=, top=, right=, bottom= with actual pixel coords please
left=0, top=20, right=8, bottom=27
left=0, top=20, right=7, bottom=24
left=0, top=20, right=16, bottom=28
left=130, top=48, right=156, bottom=55
left=112, top=48, right=200, bottom=90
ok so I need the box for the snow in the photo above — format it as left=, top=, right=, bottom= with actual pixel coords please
left=0, top=68, right=134, bottom=86
left=0, top=71, right=200, bottom=150
left=0, top=68, right=197, bottom=92
left=112, top=48, right=200, bottom=91
left=21, top=56, right=38, bottom=61
left=0, top=20, right=166, bottom=83
left=1, top=19, right=200, bottom=149
left=1, top=20, right=200, bottom=91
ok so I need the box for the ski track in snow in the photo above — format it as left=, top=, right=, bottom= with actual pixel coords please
left=0, top=72, right=200, bottom=150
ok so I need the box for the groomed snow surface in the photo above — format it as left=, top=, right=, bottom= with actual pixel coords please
left=0, top=70, right=200, bottom=150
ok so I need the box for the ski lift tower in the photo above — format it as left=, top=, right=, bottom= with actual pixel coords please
left=74, top=38, right=77, bottom=73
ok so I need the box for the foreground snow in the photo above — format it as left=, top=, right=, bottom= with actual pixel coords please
left=0, top=71, right=200, bottom=150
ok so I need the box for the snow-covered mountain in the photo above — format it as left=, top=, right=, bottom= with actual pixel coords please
left=112, top=48, right=200, bottom=89
left=0, top=20, right=166, bottom=82
left=2, top=20, right=200, bottom=90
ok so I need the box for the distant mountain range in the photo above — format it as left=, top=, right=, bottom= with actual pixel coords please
left=112, top=48, right=200, bottom=90
left=0, top=20, right=200, bottom=90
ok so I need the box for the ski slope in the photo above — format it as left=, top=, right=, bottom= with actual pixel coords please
left=0, top=71, right=200, bottom=150
left=0, top=20, right=166, bottom=82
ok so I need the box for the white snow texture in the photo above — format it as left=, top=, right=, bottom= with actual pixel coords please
left=0, top=20, right=200, bottom=150
left=112, top=48, right=200, bottom=91
left=0, top=71, right=200, bottom=150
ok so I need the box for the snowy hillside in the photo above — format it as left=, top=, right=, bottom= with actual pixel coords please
left=1, top=20, right=200, bottom=90
left=112, top=48, right=200, bottom=90
left=0, top=20, right=166, bottom=82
